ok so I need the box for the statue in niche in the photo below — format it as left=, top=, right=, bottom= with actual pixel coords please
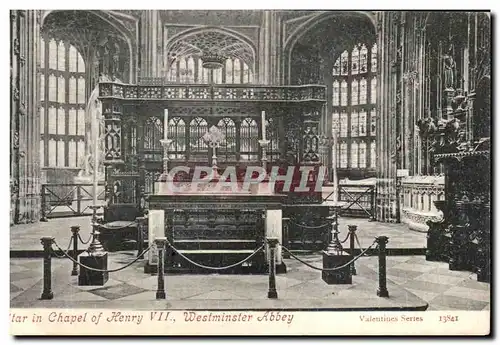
left=112, top=42, right=121, bottom=82
left=443, top=44, right=456, bottom=90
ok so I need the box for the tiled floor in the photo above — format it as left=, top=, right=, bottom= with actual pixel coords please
left=10, top=251, right=489, bottom=311
left=10, top=215, right=426, bottom=252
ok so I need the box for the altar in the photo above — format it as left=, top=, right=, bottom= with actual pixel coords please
left=96, top=77, right=329, bottom=275
left=146, top=180, right=285, bottom=274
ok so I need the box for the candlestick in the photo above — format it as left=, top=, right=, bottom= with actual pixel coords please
left=261, top=111, right=267, bottom=141
left=164, top=109, right=169, bottom=139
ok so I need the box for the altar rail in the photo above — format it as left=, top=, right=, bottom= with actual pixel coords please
left=99, top=82, right=326, bottom=103
left=400, top=175, right=445, bottom=232
left=41, top=183, right=106, bottom=220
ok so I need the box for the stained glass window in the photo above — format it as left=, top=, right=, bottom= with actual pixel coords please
left=341, top=51, right=349, bottom=75
left=371, top=43, right=377, bottom=73
left=217, top=117, right=237, bottom=162
left=333, top=57, right=340, bottom=76
left=58, top=41, right=65, bottom=70
left=48, top=75, right=56, bottom=101
left=225, top=59, right=233, bottom=84
left=340, top=111, right=348, bottom=137
left=166, top=55, right=251, bottom=84
left=370, top=112, right=376, bottom=136
left=233, top=59, right=241, bottom=84
left=69, top=46, right=77, bottom=72
left=359, top=110, right=367, bottom=136
left=189, top=117, right=208, bottom=156
left=351, top=112, right=359, bottom=137
left=331, top=42, right=376, bottom=174
left=69, top=77, right=77, bottom=103
left=48, top=107, right=57, bottom=134
left=332, top=112, right=340, bottom=135
left=49, top=39, right=57, bottom=69
left=351, top=46, right=359, bottom=75
left=360, top=78, right=367, bottom=104
left=266, top=118, right=280, bottom=162
left=332, top=80, right=340, bottom=106
left=351, top=142, right=359, bottom=168
left=360, top=44, right=368, bottom=73
left=371, top=77, right=377, bottom=103
left=57, top=107, right=65, bottom=135
left=340, top=80, right=348, bottom=106
left=68, top=109, right=77, bottom=135
left=359, top=142, right=367, bottom=168
left=57, top=76, right=65, bottom=103
left=340, top=142, right=348, bottom=168
left=77, top=110, right=85, bottom=136
left=240, top=117, right=258, bottom=161
left=168, top=117, right=186, bottom=160
left=40, top=37, right=86, bottom=167
left=351, top=79, right=359, bottom=105
left=68, top=139, right=76, bottom=167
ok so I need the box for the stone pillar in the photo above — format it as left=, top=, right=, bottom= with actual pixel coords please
left=259, top=11, right=280, bottom=85
left=375, top=12, right=401, bottom=223
left=139, top=10, right=161, bottom=79
left=10, top=10, right=41, bottom=224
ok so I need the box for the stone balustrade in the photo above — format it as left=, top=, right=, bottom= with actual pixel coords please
left=401, top=175, right=445, bottom=232
left=98, top=81, right=326, bottom=103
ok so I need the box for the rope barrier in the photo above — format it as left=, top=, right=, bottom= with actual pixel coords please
left=52, top=240, right=152, bottom=273
left=282, top=241, right=377, bottom=272
left=51, top=237, right=73, bottom=258
left=340, top=233, right=350, bottom=244
left=77, top=233, right=92, bottom=245
left=354, top=233, right=370, bottom=256
left=167, top=242, right=266, bottom=271
left=288, top=220, right=330, bottom=230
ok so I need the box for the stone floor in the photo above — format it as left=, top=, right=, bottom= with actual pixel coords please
left=10, top=252, right=489, bottom=311
left=10, top=215, right=426, bottom=252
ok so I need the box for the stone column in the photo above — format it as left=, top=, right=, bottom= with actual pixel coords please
left=375, top=12, right=401, bottom=223
left=139, top=10, right=161, bottom=78
left=11, top=10, right=41, bottom=224
left=259, top=11, right=280, bottom=85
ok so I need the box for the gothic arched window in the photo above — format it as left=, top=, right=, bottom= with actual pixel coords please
left=217, top=117, right=237, bottom=162
left=331, top=42, right=377, bottom=173
left=189, top=117, right=208, bottom=161
left=40, top=36, right=86, bottom=168
left=168, top=117, right=186, bottom=160
left=166, top=55, right=252, bottom=84
left=240, top=117, right=258, bottom=161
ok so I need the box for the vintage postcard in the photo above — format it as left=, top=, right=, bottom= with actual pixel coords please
left=9, top=9, right=491, bottom=336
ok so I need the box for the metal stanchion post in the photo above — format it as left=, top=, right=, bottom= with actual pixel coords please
left=40, top=237, right=54, bottom=300
left=155, top=237, right=167, bottom=300
left=376, top=236, right=389, bottom=298
left=70, top=226, right=80, bottom=276
left=267, top=237, right=278, bottom=299
left=348, top=225, right=357, bottom=275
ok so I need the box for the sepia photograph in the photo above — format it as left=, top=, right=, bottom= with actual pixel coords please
left=8, top=8, right=491, bottom=336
